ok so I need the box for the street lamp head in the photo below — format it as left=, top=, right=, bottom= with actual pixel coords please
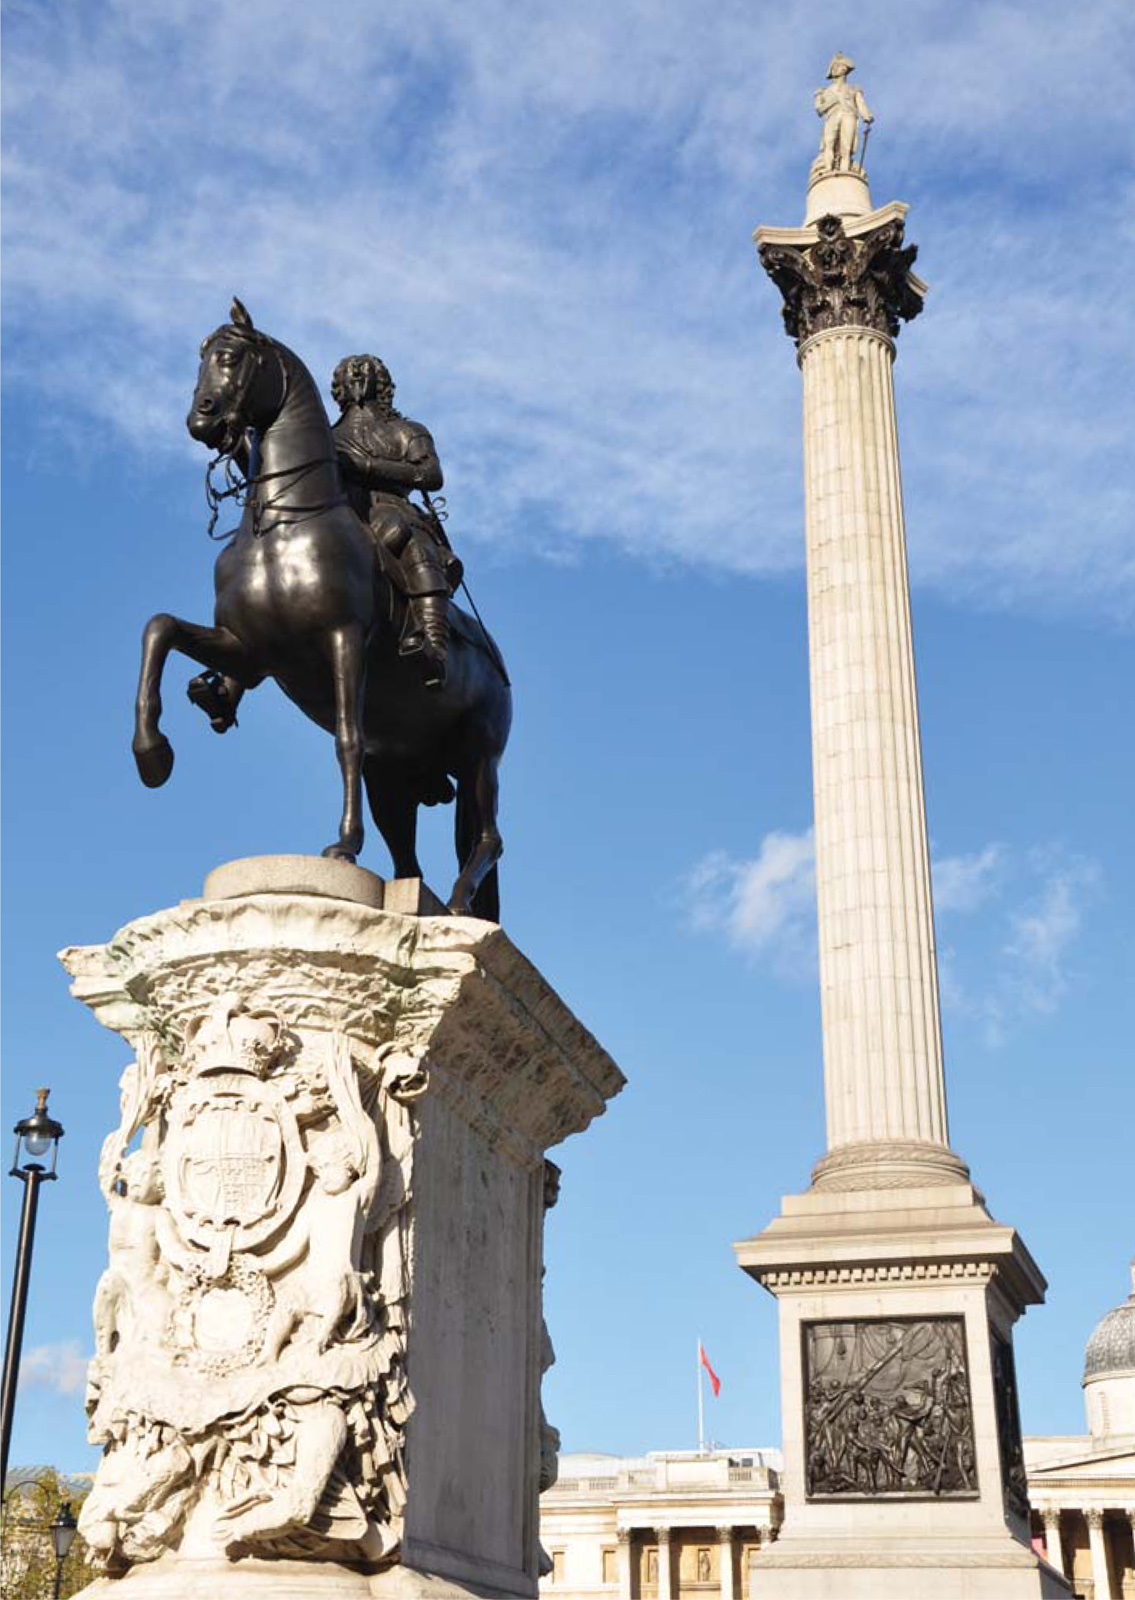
left=51, top=1500, right=78, bottom=1562
left=11, top=1089, right=65, bottom=1179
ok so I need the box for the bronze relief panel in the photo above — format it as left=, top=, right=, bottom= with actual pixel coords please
left=802, top=1316, right=978, bottom=1499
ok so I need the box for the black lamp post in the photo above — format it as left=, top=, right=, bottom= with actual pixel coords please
left=50, top=1500, right=78, bottom=1599
left=0, top=1089, right=65, bottom=1491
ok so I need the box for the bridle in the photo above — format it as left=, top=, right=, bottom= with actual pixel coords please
left=199, top=328, right=339, bottom=540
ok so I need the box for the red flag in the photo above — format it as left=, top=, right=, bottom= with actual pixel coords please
left=699, top=1342, right=721, bottom=1397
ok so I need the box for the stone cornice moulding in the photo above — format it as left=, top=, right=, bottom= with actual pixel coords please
left=60, top=888, right=625, bottom=1167
left=753, top=1260, right=998, bottom=1291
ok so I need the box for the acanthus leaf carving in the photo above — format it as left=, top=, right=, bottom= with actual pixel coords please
left=760, top=214, right=923, bottom=347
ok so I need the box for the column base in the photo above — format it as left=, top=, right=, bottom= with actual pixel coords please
left=811, top=1138, right=973, bottom=1192
left=736, top=1179, right=1073, bottom=1598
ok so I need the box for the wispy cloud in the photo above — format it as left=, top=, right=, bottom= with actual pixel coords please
left=938, top=852, right=1101, bottom=1046
left=1003, top=857, right=1100, bottom=1015
left=20, top=1341, right=89, bottom=1398
left=932, top=844, right=1004, bottom=914
left=686, top=828, right=817, bottom=977
left=686, top=833, right=1101, bottom=1041
left=2, top=0, right=1132, bottom=616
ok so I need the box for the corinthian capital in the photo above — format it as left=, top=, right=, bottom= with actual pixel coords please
left=760, top=213, right=923, bottom=347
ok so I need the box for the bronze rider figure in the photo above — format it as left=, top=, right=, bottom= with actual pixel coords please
left=330, top=354, right=461, bottom=688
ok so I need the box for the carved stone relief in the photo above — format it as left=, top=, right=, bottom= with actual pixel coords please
left=79, top=996, right=422, bottom=1573
left=760, top=214, right=923, bottom=347
left=803, top=1317, right=978, bottom=1499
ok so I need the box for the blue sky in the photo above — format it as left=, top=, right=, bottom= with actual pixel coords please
left=2, top=0, right=1132, bottom=1475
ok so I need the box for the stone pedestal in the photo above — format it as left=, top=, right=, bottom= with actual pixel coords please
left=60, top=858, right=623, bottom=1600
left=742, top=96, right=1072, bottom=1597
left=736, top=1185, right=1070, bottom=1596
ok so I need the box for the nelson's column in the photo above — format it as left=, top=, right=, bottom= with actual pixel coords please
left=733, top=57, right=1072, bottom=1598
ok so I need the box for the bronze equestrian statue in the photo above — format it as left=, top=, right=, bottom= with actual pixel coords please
left=131, top=300, right=510, bottom=920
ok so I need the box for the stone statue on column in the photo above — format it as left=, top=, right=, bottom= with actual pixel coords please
left=812, top=52, right=872, bottom=175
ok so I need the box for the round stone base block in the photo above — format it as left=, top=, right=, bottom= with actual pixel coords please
left=202, top=854, right=385, bottom=908
left=804, top=167, right=871, bottom=225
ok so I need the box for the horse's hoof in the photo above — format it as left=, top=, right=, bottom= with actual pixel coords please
left=133, top=735, right=174, bottom=788
left=321, top=844, right=357, bottom=863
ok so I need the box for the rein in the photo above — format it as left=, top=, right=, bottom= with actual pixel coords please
left=205, top=449, right=340, bottom=540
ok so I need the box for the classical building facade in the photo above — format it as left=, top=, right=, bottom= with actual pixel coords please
left=1025, top=1266, right=1135, bottom=1598
left=540, top=1268, right=1135, bottom=1600
left=539, top=1450, right=782, bottom=1600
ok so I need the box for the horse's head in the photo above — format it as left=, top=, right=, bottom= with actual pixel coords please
left=188, top=298, right=286, bottom=453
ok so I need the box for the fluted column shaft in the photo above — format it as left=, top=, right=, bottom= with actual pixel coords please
left=798, top=322, right=950, bottom=1163
left=655, top=1528, right=672, bottom=1600
left=1041, top=1509, right=1065, bottom=1577
left=1085, top=1509, right=1114, bottom=1600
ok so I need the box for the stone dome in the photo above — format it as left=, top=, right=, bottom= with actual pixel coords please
left=1083, top=1264, right=1135, bottom=1381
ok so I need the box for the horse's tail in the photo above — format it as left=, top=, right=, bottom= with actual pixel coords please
left=471, top=865, right=500, bottom=923
left=455, top=777, right=501, bottom=922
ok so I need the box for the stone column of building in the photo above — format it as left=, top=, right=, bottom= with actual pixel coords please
left=716, top=1526, right=734, bottom=1600
left=616, top=1527, right=633, bottom=1600
left=1040, top=1508, right=1066, bottom=1578
left=655, top=1527, right=672, bottom=1600
left=758, top=201, right=969, bottom=1192
left=1085, top=1510, right=1114, bottom=1600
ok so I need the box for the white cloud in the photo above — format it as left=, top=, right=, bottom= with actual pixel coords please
left=932, top=844, right=1003, bottom=914
left=20, top=1341, right=89, bottom=1397
left=686, top=833, right=1101, bottom=1041
left=1003, top=858, right=1100, bottom=1014
left=686, top=828, right=816, bottom=975
left=2, top=0, right=1132, bottom=616
left=936, top=853, right=1100, bottom=1046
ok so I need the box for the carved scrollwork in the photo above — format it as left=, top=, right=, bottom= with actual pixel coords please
left=79, top=999, right=418, bottom=1574
left=760, top=214, right=923, bottom=347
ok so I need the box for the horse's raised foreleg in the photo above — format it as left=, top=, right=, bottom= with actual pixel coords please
left=133, top=614, right=262, bottom=788
left=449, top=755, right=502, bottom=918
left=321, top=624, right=367, bottom=861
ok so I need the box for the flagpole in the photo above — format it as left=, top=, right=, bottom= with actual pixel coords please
left=697, top=1340, right=705, bottom=1454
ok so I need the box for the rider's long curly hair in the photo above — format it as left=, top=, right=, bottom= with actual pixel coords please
left=330, top=354, right=399, bottom=415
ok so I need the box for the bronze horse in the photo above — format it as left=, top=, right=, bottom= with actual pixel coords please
left=132, top=301, right=510, bottom=919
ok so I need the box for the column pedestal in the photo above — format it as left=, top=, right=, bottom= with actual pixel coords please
left=736, top=1184, right=1070, bottom=1597
left=60, top=857, right=623, bottom=1600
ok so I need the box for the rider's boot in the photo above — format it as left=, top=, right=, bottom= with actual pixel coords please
left=401, top=545, right=451, bottom=689
left=415, top=594, right=450, bottom=689
left=187, top=672, right=242, bottom=732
